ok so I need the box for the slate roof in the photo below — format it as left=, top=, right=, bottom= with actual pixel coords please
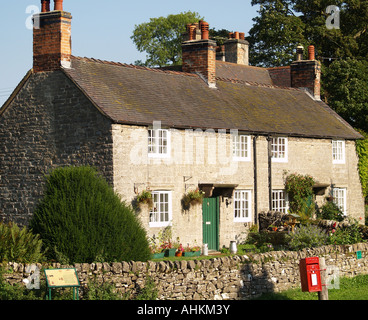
left=62, top=56, right=362, bottom=140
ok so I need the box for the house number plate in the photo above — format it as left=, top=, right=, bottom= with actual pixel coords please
left=206, top=221, right=211, bottom=225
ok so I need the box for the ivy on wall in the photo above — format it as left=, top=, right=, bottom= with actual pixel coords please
left=356, top=129, right=368, bottom=201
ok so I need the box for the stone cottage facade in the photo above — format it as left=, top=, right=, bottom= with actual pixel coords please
left=0, top=1, right=365, bottom=250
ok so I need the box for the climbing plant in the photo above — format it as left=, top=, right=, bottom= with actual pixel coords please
left=284, top=172, right=315, bottom=215
left=356, top=129, right=368, bottom=200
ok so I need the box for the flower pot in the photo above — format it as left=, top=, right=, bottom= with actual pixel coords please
left=183, top=251, right=195, bottom=257
left=152, top=252, right=165, bottom=259
left=175, top=251, right=182, bottom=257
left=164, top=248, right=177, bottom=257
left=183, top=251, right=199, bottom=257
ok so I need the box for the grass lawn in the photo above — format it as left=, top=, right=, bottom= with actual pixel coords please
left=253, top=274, right=368, bottom=300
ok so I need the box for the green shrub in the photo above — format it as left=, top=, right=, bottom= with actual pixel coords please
left=317, top=201, right=345, bottom=222
left=284, top=173, right=315, bottom=215
left=30, top=166, right=151, bottom=263
left=286, top=224, right=328, bottom=251
left=0, top=222, right=45, bottom=263
left=327, top=219, right=363, bottom=245
left=84, top=277, right=123, bottom=300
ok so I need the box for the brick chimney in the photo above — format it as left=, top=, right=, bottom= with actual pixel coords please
left=223, top=32, right=249, bottom=65
left=290, top=45, right=321, bottom=100
left=33, top=0, right=72, bottom=72
left=182, top=21, right=217, bottom=88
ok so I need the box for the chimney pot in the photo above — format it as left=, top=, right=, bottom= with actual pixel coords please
left=308, top=45, right=315, bottom=60
left=234, top=32, right=239, bottom=40
left=54, top=0, right=63, bottom=11
left=41, top=0, right=50, bottom=12
left=201, top=21, right=209, bottom=40
left=239, top=32, right=245, bottom=40
left=228, top=32, right=233, bottom=39
left=188, top=24, right=196, bottom=41
left=296, top=45, right=304, bottom=61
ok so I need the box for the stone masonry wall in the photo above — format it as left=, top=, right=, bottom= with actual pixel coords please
left=0, top=71, right=114, bottom=225
left=3, top=243, right=368, bottom=300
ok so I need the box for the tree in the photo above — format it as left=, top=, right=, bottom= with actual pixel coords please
left=248, top=0, right=368, bottom=67
left=323, top=58, right=368, bottom=132
left=131, top=11, right=203, bottom=67
left=30, top=166, right=151, bottom=263
left=248, top=0, right=307, bottom=67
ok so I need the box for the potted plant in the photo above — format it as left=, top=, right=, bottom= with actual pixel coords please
left=148, top=237, right=165, bottom=259
left=136, top=189, right=153, bottom=208
left=162, top=240, right=176, bottom=257
left=175, top=243, right=184, bottom=257
left=182, top=189, right=205, bottom=208
left=182, top=242, right=201, bottom=257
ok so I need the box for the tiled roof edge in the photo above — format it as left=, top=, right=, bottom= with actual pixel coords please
left=71, top=56, right=199, bottom=78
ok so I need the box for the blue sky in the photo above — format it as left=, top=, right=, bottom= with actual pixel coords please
left=0, top=1, right=260, bottom=106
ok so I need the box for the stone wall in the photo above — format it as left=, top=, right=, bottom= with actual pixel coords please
left=0, top=71, right=114, bottom=225
left=3, top=243, right=368, bottom=300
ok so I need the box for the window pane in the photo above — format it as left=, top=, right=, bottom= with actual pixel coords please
left=234, top=190, right=251, bottom=221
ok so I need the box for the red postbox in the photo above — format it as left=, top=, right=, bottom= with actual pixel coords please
left=299, top=257, right=322, bottom=292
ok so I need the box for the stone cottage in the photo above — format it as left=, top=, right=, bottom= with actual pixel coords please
left=0, top=0, right=364, bottom=250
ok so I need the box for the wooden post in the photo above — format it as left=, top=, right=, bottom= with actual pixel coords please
left=318, top=257, right=329, bottom=300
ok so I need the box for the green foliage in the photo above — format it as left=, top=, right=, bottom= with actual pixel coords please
left=317, top=200, right=345, bottom=222
left=131, top=11, right=203, bottom=67
left=0, top=266, right=44, bottom=300
left=355, top=129, right=368, bottom=199
left=0, top=222, right=45, bottom=263
left=248, top=0, right=307, bottom=67
left=135, top=276, right=159, bottom=300
left=286, top=224, right=328, bottom=251
left=327, top=219, right=363, bottom=245
left=284, top=172, right=315, bottom=214
left=30, top=166, right=151, bottom=264
left=323, top=59, right=368, bottom=132
left=248, top=0, right=368, bottom=67
left=84, top=277, right=122, bottom=300
left=245, top=231, right=287, bottom=252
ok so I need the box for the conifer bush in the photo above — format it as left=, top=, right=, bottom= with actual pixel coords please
left=29, top=166, right=151, bottom=263
left=0, top=221, right=45, bottom=263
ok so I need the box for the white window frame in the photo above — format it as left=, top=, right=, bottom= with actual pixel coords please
left=272, top=190, right=289, bottom=213
left=148, top=128, right=171, bottom=158
left=234, top=190, right=252, bottom=222
left=332, top=188, right=347, bottom=216
left=149, top=191, right=172, bottom=227
left=332, top=140, right=345, bottom=164
left=271, top=137, right=288, bottom=163
left=232, top=134, right=251, bottom=161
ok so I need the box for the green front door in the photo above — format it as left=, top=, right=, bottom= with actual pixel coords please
left=202, top=197, right=219, bottom=251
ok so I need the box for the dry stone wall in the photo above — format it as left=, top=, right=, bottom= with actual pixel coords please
left=3, top=243, right=368, bottom=300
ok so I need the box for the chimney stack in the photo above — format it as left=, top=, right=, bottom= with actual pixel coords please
left=33, top=0, right=72, bottom=72
left=291, top=45, right=321, bottom=100
left=182, top=21, right=217, bottom=88
left=223, top=31, right=249, bottom=65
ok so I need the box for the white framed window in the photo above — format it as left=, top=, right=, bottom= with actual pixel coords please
left=234, top=190, right=252, bottom=222
left=272, top=190, right=289, bottom=213
left=333, top=188, right=347, bottom=215
left=149, top=191, right=172, bottom=227
left=271, top=137, right=288, bottom=162
left=232, top=134, right=251, bottom=161
left=148, top=129, right=170, bottom=158
left=332, top=140, right=345, bottom=164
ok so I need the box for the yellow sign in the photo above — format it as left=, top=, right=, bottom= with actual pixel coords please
left=44, top=268, right=80, bottom=288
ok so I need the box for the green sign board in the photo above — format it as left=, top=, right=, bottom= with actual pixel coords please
left=356, top=251, right=362, bottom=260
left=44, top=268, right=80, bottom=300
